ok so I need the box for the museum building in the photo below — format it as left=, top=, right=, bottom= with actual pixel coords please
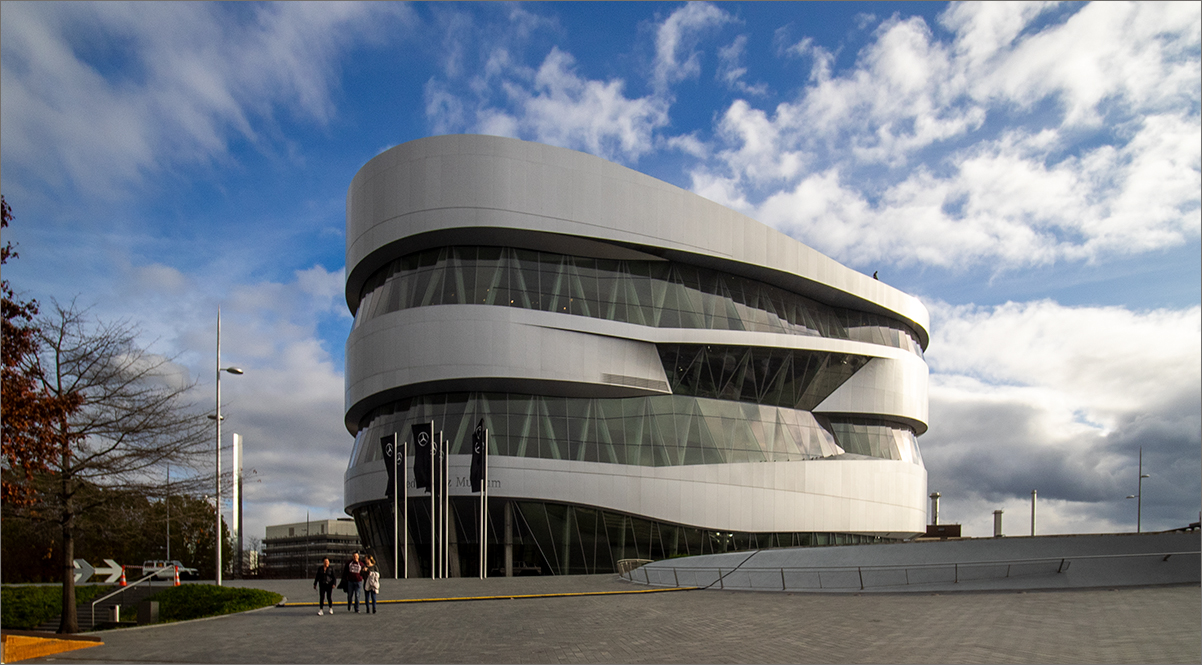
left=343, top=135, right=930, bottom=577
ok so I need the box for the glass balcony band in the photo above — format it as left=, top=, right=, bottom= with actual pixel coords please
left=351, top=246, right=925, bottom=357
left=346, top=392, right=923, bottom=471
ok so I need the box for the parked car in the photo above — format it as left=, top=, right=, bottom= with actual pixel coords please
left=142, top=559, right=199, bottom=580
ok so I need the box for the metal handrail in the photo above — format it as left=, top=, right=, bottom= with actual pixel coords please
left=735, top=549, right=1200, bottom=572
left=90, top=567, right=173, bottom=626
left=621, top=549, right=1200, bottom=590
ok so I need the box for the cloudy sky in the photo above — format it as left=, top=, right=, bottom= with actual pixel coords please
left=2, top=1, right=1198, bottom=546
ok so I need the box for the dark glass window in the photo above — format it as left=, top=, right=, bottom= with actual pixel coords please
left=658, top=344, right=870, bottom=411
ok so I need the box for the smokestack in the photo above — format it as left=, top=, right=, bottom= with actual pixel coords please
left=929, top=492, right=941, bottom=525
left=993, top=509, right=1004, bottom=537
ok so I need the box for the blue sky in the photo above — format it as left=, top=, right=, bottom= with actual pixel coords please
left=2, top=1, right=1199, bottom=547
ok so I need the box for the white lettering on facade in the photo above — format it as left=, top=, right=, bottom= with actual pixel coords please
left=399, top=476, right=501, bottom=491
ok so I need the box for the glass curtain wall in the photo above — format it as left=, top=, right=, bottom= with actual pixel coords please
left=828, top=417, right=923, bottom=466
left=351, top=498, right=895, bottom=578
left=349, top=393, right=923, bottom=470
left=352, top=246, right=924, bottom=357
left=347, top=343, right=921, bottom=469
left=355, top=393, right=836, bottom=471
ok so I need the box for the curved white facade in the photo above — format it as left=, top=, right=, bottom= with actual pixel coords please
left=344, top=135, right=929, bottom=576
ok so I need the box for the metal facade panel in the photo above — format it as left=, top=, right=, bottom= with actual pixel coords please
left=346, top=135, right=929, bottom=342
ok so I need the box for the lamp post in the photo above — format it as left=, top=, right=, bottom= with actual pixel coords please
left=166, top=463, right=171, bottom=561
left=212, top=309, right=244, bottom=585
left=1125, top=446, right=1150, bottom=533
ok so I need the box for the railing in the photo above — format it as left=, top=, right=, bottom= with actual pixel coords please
left=90, top=566, right=173, bottom=626
left=616, top=559, right=653, bottom=576
left=620, top=550, right=1200, bottom=591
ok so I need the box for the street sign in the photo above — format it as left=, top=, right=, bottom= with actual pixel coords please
left=73, top=558, right=123, bottom=583
left=73, top=559, right=94, bottom=584
left=95, top=559, right=122, bottom=583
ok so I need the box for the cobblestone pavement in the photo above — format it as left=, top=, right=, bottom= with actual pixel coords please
left=28, top=577, right=1201, bottom=664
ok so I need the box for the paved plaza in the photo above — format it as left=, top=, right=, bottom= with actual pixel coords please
left=25, top=575, right=1202, bottom=664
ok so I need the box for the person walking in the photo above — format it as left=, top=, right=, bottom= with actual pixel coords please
left=312, top=558, right=337, bottom=615
left=341, top=552, right=365, bottom=613
left=363, top=556, right=380, bottom=614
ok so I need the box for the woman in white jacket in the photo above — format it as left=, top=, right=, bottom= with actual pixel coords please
left=363, top=556, right=381, bottom=614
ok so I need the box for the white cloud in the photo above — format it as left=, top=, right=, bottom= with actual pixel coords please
left=423, top=2, right=746, bottom=164
left=929, top=301, right=1200, bottom=422
left=792, top=14, right=986, bottom=165
left=686, top=2, right=1200, bottom=271
left=663, top=132, right=710, bottom=159
left=749, top=112, right=1200, bottom=270
left=500, top=47, right=670, bottom=161
left=938, top=1, right=1057, bottom=73
left=716, top=35, right=768, bottom=96
left=921, top=300, right=1201, bottom=535
left=948, top=1, right=1202, bottom=126
left=652, top=2, right=735, bottom=91
left=425, top=81, right=469, bottom=136
left=130, top=263, right=190, bottom=298
left=425, top=36, right=671, bottom=162
left=0, top=2, right=403, bottom=198
left=711, top=100, right=809, bottom=192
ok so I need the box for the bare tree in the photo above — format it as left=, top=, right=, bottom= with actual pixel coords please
left=244, top=535, right=264, bottom=577
left=2, top=196, right=81, bottom=506
left=18, top=302, right=214, bottom=633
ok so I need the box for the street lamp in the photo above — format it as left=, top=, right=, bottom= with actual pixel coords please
left=1125, top=446, right=1150, bottom=533
left=212, top=308, right=244, bottom=585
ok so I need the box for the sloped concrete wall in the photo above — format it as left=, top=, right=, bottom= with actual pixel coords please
left=631, top=531, right=1201, bottom=593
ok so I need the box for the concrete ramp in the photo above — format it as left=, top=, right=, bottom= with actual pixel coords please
left=626, top=531, right=1200, bottom=593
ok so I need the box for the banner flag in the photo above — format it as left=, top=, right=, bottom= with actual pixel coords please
left=470, top=419, right=486, bottom=492
left=412, top=422, right=434, bottom=493
left=380, top=434, right=398, bottom=498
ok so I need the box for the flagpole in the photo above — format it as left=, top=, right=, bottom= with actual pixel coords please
left=402, top=439, right=408, bottom=580
left=392, top=433, right=398, bottom=580
left=429, top=420, right=435, bottom=580
left=484, top=427, right=489, bottom=579
left=438, top=429, right=444, bottom=579
left=447, top=431, right=451, bottom=578
left=478, top=434, right=484, bottom=579
left=444, top=430, right=449, bottom=574
left=475, top=428, right=480, bottom=577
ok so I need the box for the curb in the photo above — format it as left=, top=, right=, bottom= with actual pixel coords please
left=279, top=586, right=698, bottom=606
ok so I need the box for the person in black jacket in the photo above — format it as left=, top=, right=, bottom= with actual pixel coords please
left=312, top=558, right=337, bottom=615
left=341, top=552, right=365, bottom=613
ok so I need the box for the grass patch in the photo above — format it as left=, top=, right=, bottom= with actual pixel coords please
left=147, top=585, right=281, bottom=623
left=1, top=585, right=114, bottom=630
